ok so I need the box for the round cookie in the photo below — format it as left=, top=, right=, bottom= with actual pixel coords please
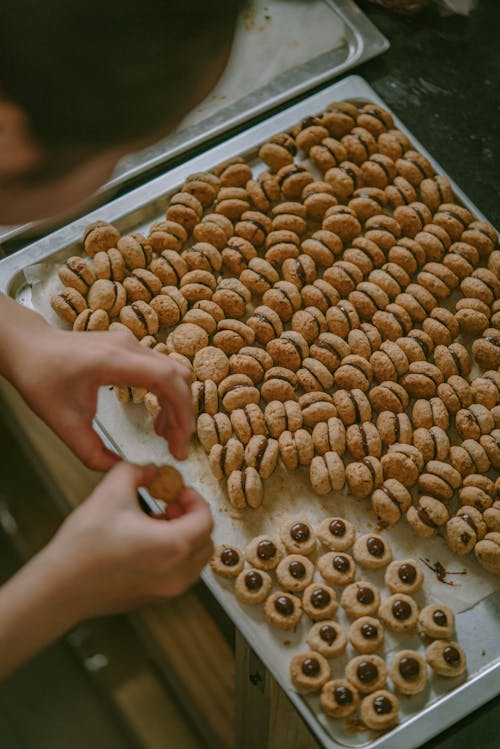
left=265, top=400, right=303, bottom=438
left=276, top=554, right=315, bottom=593
left=475, top=532, right=500, bottom=574
left=148, top=465, right=184, bottom=503
left=425, top=640, right=467, bottom=677
left=360, top=690, right=399, bottom=731
left=345, top=655, right=387, bottom=695
left=230, top=404, right=266, bottom=445
left=389, top=650, right=427, bottom=696
left=264, top=591, right=303, bottom=630
left=309, top=452, right=346, bottom=495
left=371, top=480, right=412, bottom=527
left=244, top=535, right=284, bottom=570
left=227, top=468, right=264, bottom=510
left=290, top=652, right=332, bottom=692
left=167, top=323, right=208, bottom=359
left=210, top=545, right=245, bottom=579
left=279, top=519, right=317, bottom=556
left=379, top=594, right=419, bottom=633
left=235, top=568, right=272, bottom=606
left=316, top=517, right=355, bottom=552
left=196, top=412, right=231, bottom=453
left=418, top=603, right=455, bottom=639
left=245, top=435, right=279, bottom=479
left=353, top=534, right=392, bottom=569
left=407, top=497, right=449, bottom=538
left=208, top=440, right=245, bottom=480
left=348, top=617, right=384, bottom=654
left=307, top=622, right=347, bottom=659
left=302, top=583, right=339, bottom=621
left=320, top=680, right=359, bottom=718
left=193, top=346, right=229, bottom=383
left=311, top=418, right=346, bottom=456
left=341, top=581, right=380, bottom=618
left=317, top=552, right=356, bottom=586
left=384, top=559, right=424, bottom=595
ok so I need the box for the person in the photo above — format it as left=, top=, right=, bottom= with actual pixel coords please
left=0, top=0, right=243, bottom=680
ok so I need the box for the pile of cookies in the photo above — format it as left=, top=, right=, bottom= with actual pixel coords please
left=210, top=517, right=467, bottom=732
left=50, top=98, right=500, bottom=573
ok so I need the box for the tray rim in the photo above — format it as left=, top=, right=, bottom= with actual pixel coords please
left=0, top=0, right=388, bottom=246
left=0, top=73, right=499, bottom=749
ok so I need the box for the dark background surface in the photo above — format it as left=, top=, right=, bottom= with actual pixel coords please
left=355, top=2, right=500, bottom=747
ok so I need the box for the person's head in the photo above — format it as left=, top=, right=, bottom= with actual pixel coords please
left=0, top=0, right=243, bottom=224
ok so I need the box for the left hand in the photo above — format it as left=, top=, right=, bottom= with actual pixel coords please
left=0, top=299, right=194, bottom=469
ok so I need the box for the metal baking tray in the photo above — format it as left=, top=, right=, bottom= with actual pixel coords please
left=1, top=75, right=499, bottom=749
left=0, top=0, right=388, bottom=247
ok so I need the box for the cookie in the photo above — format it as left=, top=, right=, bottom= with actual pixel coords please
left=360, top=690, right=399, bottom=731
left=73, top=308, right=109, bottom=332
left=376, top=411, right=412, bottom=448
left=117, top=233, right=153, bottom=270
left=210, top=545, right=244, bottom=579
left=385, top=175, right=417, bottom=208
left=290, top=652, right=331, bottom=692
left=326, top=300, right=360, bottom=338
left=456, top=404, right=494, bottom=441
left=300, top=279, right=340, bottom=312
left=418, top=603, right=455, bottom=639
left=279, top=519, right=316, bottom=556
left=472, top=329, right=500, bottom=370
left=263, top=281, right=302, bottom=322
left=310, top=452, right=346, bottom=495
left=348, top=324, right=382, bottom=359
left=407, top=497, right=449, bottom=538
left=279, top=429, right=315, bottom=470
left=192, top=347, right=229, bottom=384
left=349, top=617, right=384, bottom=654
left=301, top=229, right=342, bottom=265
left=297, top=357, right=334, bottom=393
left=324, top=260, right=363, bottom=297
left=369, top=382, right=409, bottom=414
left=401, top=361, right=443, bottom=399
left=271, top=201, right=307, bottom=235
left=384, top=559, right=424, bottom=595
left=82, top=221, right=121, bottom=256
left=167, top=322, right=208, bottom=359
left=264, top=591, right=302, bottom=630
left=317, top=552, right=355, bottom=586
left=235, top=211, right=272, bottom=247
left=148, top=220, right=187, bottom=253
left=208, top=439, right=244, bottom=480
left=346, top=457, right=383, bottom=499
left=302, top=583, right=339, bottom=621
left=276, top=554, right=315, bottom=593
left=345, top=655, right=387, bottom=695
left=396, top=329, right=434, bottom=363
left=258, top=133, right=296, bottom=172
left=192, top=380, right=219, bottom=416
left=395, top=150, right=433, bottom=185
left=413, top=426, right=450, bottom=463
left=218, top=372, right=260, bottom=412
left=230, top=404, right=266, bottom=445
left=353, top=534, right=392, bottom=569
left=470, top=370, right=500, bottom=409
left=425, top=640, right=467, bottom=677
left=260, top=367, right=297, bottom=403
left=245, top=535, right=284, bottom=571
left=310, top=332, right=350, bottom=373
left=341, top=581, right=380, bottom=618
left=348, top=282, right=390, bottom=321
left=240, top=257, right=279, bottom=296
left=58, top=255, right=95, bottom=295
left=235, top=568, right=272, bottom=605
left=309, top=136, right=347, bottom=172
left=334, top=355, right=373, bottom=392
left=389, top=650, right=427, bottom=696
left=320, top=679, right=359, bottom=718
left=300, top=392, right=337, bottom=428
left=412, top=397, right=449, bottom=430
left=196, top=412, right=231, bottom=453
left=149, top=286, right=187, bottom=327
left=266, top=331, right=309, bottom=371
left=311, top=419, right=345, bottom=459
left=459, top=474, right=496, bottom=512
left=346, top=422, right=382, bottom=459
left=483, top=502, right=500, bottom=532
left=379, top=594, right=419, bottom=633
left=309, top=519, right=351, bottom=560
left=222, top=236, right=258, bottom=274
left=120, top=301, right=159, bottom=338
left=245, top=435, right=279, bottom=479
left=93, top=248, right=127, bottom=282
left=264, top=229, right=300, bottom=267
left=371, top=480, right=412, bottom=527
left=308, top=623, right=347, bottom=660
left=332, top=389, right=372, bottom=426
left=437, top=375, right=473, bottom=415
left=381, top=444, right=424, bottom=488
left=229, top=347, right=273, bottom=384
left=227, top=467, right=264, bottom=509
left=370, top=341, right=409, bottom=383
left=475, top=532, right=500, bottom=574
left=193, top=212, right=232, bottom=249
left=445, top=506, right=486, bottom=555
left=246, top=305, right=283, bottom=344
left=264, top=399, right=302, bottom=438
left=417, top=460, right=462, bottom=501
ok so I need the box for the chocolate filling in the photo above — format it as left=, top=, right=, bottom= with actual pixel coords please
left=398, top=563, right=417, bottom=584
left=392, top=599, right=412, bottom=620
left=311, top=588, right=331, bottom=608
left=245, top=571, right=263, bottom=590
left=357, top=661, right=378, bottom=683
left=221, top=548, right=239, bottom=566
left=361, top=623, right=377, bottom=639
left=319, top=624, right=337, bottom=644
left=334, top=686, right=353, bottom=705
left=302, top=658, right=320, bottom=677
left=367, top=537, right=385, bottom=557
left=289, top=561, right=306, bottom=579
left=399, top=656, right=420, bottom=680
left=333, top=555, right=350, bottom=572
left=432, top=609, right=448, bottom=627
left=329, top=519, right=346, bottom=537
left=373, top=695, right=393, bottom=715
left=291, top=522, right=310, bottom=542
left=357, top=586, right=374, bottom=605
left=443, top=645, right=460, bottom=665
left=257, top=539, right=276, bottom=560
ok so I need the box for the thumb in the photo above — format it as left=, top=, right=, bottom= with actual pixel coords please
left=96, top=461, right=159, bottom=507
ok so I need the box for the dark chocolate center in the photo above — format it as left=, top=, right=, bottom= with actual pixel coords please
left=221, top=548, right=239, bottom=566
left=334, top=686, right=353, bottom=705
left=398, top=563, right=417, bottom=584
left=357, top=586, right=375, bottom=605
left=443, top=646, right=460, bottom=665
left=257, top=540, right=276, bottom=560
left=433, top=609, right=448, bottom=627
left=291, top=522, right=310, bottom=542
left=311, top=588, right=331, bottom=608
left=361, top=623, right=378, bottom=639
left=302, top=658, right=320, bottom=677
left=275, top=595, right=293, bottom=616
left=392, top=599, right=412, bottom=620
left=289, top=561, right=306, bottom=579
left=367, top=536, right=385, bottom=557
left=357, top=661, right=378, bottom=683
left=245, top=571, right=263, bottom=590
left=333, top=555, right=350, bottom=572
left=319, top=624, right=337, bottom=644
left=399, top=656, right=420, bottom=680
left=373, top=696, right=393, bottom=715
left=329, top=519, right=346, bottom=537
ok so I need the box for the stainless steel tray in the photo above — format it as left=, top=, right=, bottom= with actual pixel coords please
left=1, top=75, right=499, bottom=749
left=0, top=0, right=388, bottom=247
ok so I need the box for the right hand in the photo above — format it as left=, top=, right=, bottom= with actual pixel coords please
left=45, top=462, right=214, bottom=620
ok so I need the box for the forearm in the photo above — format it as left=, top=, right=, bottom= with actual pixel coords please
left=0, top=543, right=82, bottom=680
left=0, top=292, right=51, bottom=382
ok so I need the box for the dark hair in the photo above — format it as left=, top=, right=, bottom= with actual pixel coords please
left=0, top=0, right=242, bottom=151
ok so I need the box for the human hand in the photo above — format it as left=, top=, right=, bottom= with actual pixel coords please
left=46, top=462, right=214, bottom=618
left=1, top=304, right=194, bottom=469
